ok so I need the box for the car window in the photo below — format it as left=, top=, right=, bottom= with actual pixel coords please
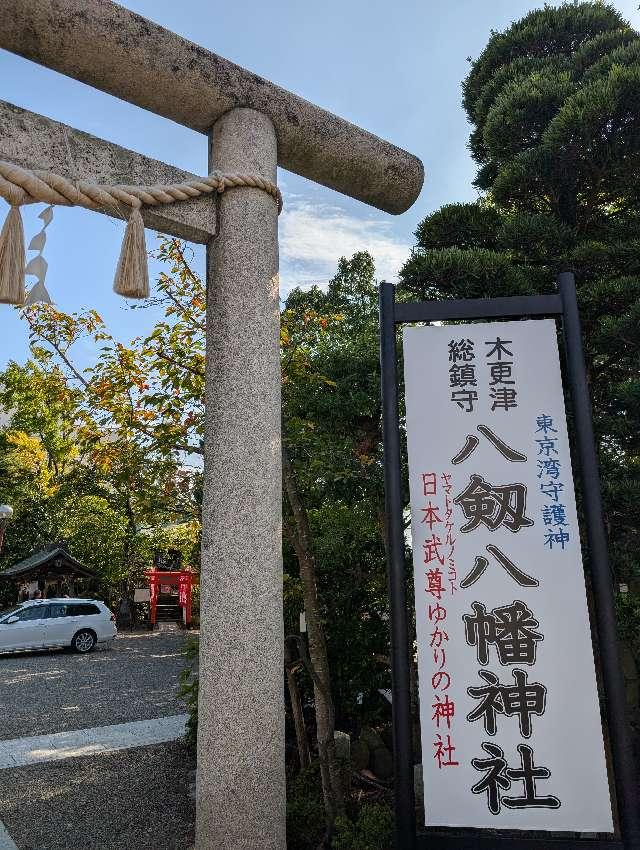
left=68, top=604, right=100, bottom=617
left=16, top=605, right=49, bottom=621
left=49, top=604, right=69, bottom=619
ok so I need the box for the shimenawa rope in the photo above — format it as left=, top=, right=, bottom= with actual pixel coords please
left=0, top=160, right=283, bottom=305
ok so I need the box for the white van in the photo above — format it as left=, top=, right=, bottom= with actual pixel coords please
left=0, top=598, right=117, bottom=653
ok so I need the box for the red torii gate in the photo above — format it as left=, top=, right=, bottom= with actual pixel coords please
left=144, top=567, right=198, bottom=628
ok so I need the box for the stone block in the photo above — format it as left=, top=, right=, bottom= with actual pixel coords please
left=371, top=747, right=393, bottom=781
left=351, top=740, right=370, bottom=772
left=334, top=730, right=351, bottom=762
left=359, top=727, right=385, bottom=753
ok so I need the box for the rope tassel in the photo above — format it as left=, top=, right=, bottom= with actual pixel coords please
left=0, top=206, right=26, bottom=305
left=113, top=206, right=149, bottom=299
left=0, top=160, right=282, bottom=307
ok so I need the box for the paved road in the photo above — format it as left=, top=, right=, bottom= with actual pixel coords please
left=0, top=629, right=197, bottom=850
left=0, top=630, right=192, bottom=740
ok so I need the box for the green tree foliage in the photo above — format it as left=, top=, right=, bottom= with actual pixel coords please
left=0, top=245, right=203, bottom=594
left=0, top=361, right=90, bottom=574
left=59, top=496, right=130, bottom=585
left=400, top=2, right=640, bottom=585
left=281, top=252, right=394, bottom=833
left=282, top=253, right=393, bottom=724
left=0, top=357, right=200, bottom=601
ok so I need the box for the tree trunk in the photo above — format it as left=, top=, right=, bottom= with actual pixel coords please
left=121, top=494, right=138, bottom=630
left=285, top=638, right=311, bottom=771
left=282, top=441, right=345, bottom=830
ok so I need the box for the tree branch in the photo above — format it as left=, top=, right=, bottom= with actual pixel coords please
left=155, top=349, right=205, bottom=378
left=26, top=316, right=90, bottom=389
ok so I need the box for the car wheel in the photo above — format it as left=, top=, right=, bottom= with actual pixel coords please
left=72, top=630, right=96, bottom=654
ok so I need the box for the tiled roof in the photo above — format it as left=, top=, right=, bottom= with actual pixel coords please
left=0, top=546, right=96, bottom=579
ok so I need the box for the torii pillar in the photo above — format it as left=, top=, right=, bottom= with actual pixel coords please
left=0, top=3, right=424, bottom=847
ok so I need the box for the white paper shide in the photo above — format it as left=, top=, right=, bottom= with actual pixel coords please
left=403, top=319, right=613, bottom=832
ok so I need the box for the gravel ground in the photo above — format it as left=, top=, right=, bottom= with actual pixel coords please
left=0, top=628, right=198, bottom=849
left=0, top=739, right=195, bottom=850
left=0, top=629, right=195, bottom=740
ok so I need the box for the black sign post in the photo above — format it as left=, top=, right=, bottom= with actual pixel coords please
left=379, top=272, right=640, bottom=850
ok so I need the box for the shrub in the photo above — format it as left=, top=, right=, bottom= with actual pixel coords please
left=286, top=762, right=326, bottom=850
left=332, top=803, right=394, bottom=850
left=178, top=635, right=199, bottom=747
left=616, top=592, right=640, bottom=644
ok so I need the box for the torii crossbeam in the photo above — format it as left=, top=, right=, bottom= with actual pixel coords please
left=0, top=2, right=424, bottom=847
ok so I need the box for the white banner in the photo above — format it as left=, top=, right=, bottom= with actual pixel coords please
left=403, top=319, right=613, bottom=832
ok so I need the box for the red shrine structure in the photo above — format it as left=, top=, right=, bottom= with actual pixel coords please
left=144, top=555, right=198, bottom=628
left=144, top=568, right=197, bottom=627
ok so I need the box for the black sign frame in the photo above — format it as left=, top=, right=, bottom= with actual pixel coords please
left=379, top=272, right=639, bottom=850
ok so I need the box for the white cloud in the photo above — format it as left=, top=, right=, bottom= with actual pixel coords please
left=278, top=199, right=410, bottom=295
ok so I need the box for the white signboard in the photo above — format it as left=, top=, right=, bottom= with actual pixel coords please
left=403, top=319, right=613, bottom=832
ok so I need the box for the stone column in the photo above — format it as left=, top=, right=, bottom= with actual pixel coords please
left=196, top=108, right=285, bottom=850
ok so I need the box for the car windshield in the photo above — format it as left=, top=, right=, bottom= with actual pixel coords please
left=0, top=605, right=23, bottom=621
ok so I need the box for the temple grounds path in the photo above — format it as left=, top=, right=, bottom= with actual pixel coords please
left=0, top=629, right=196, bottom=849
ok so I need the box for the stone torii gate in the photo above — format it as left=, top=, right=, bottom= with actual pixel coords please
left=0, top=2, right=424, bottom=847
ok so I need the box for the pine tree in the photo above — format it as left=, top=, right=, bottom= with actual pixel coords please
left=399, top=2, right=640, bottom=586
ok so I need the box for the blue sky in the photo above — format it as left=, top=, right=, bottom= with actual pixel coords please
left=1, top=0, right=639, bottom=369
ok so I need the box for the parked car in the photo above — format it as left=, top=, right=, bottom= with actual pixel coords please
left=0, top=598, right=117, bottom=654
